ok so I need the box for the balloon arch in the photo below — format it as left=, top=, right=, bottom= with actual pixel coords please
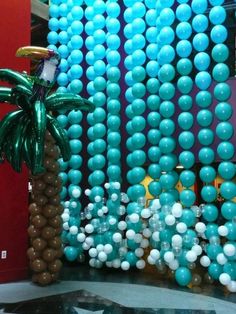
left=47, top=0, right=236, bottom=291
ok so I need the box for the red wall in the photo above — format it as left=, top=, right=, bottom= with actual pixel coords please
left=0, top=0, right=31, bottom=282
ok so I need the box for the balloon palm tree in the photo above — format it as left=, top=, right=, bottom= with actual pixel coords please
left=0, top=46, right=94, bottom=285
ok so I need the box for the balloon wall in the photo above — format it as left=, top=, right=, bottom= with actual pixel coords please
left=48, top=0, right=236, bottom=292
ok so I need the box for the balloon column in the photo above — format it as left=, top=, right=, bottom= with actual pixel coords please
left=50, top=0, right=236, bottom=292
left=0, top=46, right=94, bottom=285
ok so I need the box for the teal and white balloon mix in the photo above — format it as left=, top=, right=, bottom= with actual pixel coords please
left=49, top=0, right=236, bottom=292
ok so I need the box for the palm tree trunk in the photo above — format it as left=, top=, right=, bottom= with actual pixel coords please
left=27, top=131, right=63, bottom=285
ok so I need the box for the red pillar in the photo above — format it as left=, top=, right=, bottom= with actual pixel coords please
left=0, top=0, right=31, bottom=282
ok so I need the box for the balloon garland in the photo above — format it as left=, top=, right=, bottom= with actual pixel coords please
left=48, top=0, right=236, bottom=292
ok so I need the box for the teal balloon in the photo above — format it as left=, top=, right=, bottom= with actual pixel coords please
left=107, top=148, right=121, bottom=163
left=212, top=63, right=230, bottom=82
left=175, top=267, right=192, bottom=286
left=216, top=122, right=234, bottom=140
left=148, top=181, right=162, bottom=197
left=179, top=151, right=195, bottom=169
left=199, top=166, right=216, bottom=183
left=127, top=167, right=146, bottom=185
left=192, top=14, right=208, bottom=32
left=127, top=184, right=146, bottom=202
left=220, top=181, right=236, bottom=200
left=68, top=124, right=82, bottom=138
left=147, top=95, right=160, bottom=111
left=195, top=71, right=212, bottom=90
left=177, top=76, right=193, bottom=94
left=197, top=110, right=213, bottom=127
left=131, top=133, right=146, bottom=149
left=159, top=26, right=175, bottom=44
left=206, top=243, right=223, bottom=259
left=93, top=139, right=106, bottom=153
left=180, top=190, right=196, bottom=208
left=69, top=139, right=82, bottom=154
left=148, top=146, right=161, bottom=162
left=176, top=40, right=192, bottom=58
left=131, top=150, right=146, bottom=166
left=147, top=78, right=159, bottom=94
left=205, top=223, right=219, bottom=240
left=179, top=170, right=196, bottom=188
left=193, top=33, right=209, bottom=51
left=211, top=44, right=229, bottom=62
left=223, top=262, right=236, bottom=280
left=159, top=82, right=175, bottom=100
left=158, top=45, right=175, bottom=65
left=215, top=102, right=233, bottom=121
left=210, top=25, right=227, bottom=44
left=177, top=58, right=193, bottom=75
left=178, top=95, right=192, bottom=110
left=194, top=52, right=210, bottom=71
left=176, top=4, right=192, bottom=22
left=69, top=155, right=82, bottom=169
left=191, top=0, right=207, bottom=14
left=214, top=83, right=231, bottom=101
left=217, top=142, right=235, bottom=160
left=160, top=173, right=176, bottom=190
left=159, top=101, right=175, bottom=118
left=132, top=82, right=146, bottom=98
left=159, top=119, right=175, bottom=136
left=178, top=112, right=193, bottom=130
left=208, top=262, right=223, bottom=280
left=202, top=204, right=218, bottom=222
left=68, top=169, right=82, bottom=184
left=209, top=6, right=226, bottom=25
left=201, top=186, right=217, bottom=202
left=176, top=22, right=192, bottom=40
left=148, top=129, right=161, bottom=145
left=159, top=8, right=175, bottom=26
left=198, top=147, right=215, bottom=164
left=225, top=222, right=236, bottom=241
left=132, top=99, right=146, bottom=114
left=197, top=128, right=214, bottom=146
left=158, top=64, right=175, bottom=82
left=125, top=251, right=138, bottom=266
left=159, top=192, right=175, bottom=205
left=159, top=229, right=174, bottom=242
left=57, top=114, right=68, bottom=128
left=196, top=91, right=212, bottom=108
left=218, top=162, right=236, bottom=180
left=148, top=164, right=161, bottom=180
left=159, top=154, right=177, bottom=171
left=107, top=165, right=121, bottom=180
left=178, top=131, right=195, bottom=149
left=147, top=112, right=161, bottom=128
left=127, top=202, right=142, bottom=215
left=132, top=66, right=146, bottom=82
left=221, top=201, right=236, bottom=220
left=159, top=137, right=176, bottom=153
left=64, top=246, right=79, bottom=261
left=131, top=116, right=146, bottom=132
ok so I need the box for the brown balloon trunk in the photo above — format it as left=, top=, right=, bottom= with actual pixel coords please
left=27, top=131, right=64, bottom=285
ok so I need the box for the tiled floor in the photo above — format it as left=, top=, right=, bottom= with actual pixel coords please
left=0, top=263, right=235, bottom=314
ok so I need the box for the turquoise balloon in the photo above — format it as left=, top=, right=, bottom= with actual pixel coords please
left=107, top=132, right=121, bottom=146
left=180, top=190, right=196, bottom=207
left=178, top=131, right=195, bottom=149
left=177, top=76, right=193, bottom=94
left=179, top=170, right=196, bottom=188
left=206, top=243, right=222, bottom=259
left=148, top=181, right=162, bottom=197
left=148, top=146, right=161, bottom=162
left=68, top=169, right=82, bottom=184
left=159, top=154, right=177, bottom=171
left=159, top=101, right=175, bottom=118
left=159, top=119, right=175, bottom=136
left=158, top=45, right=175, bottom=65
left=131, top=116, right=146, bottom=132
left=131, top=133, right=146, bottom=149
left=159, top=8, right=175, bottom=26
left=132, top=99, right=146, bottom=114
left=147, top=95, right=160, bottom=111
left=209, top=5, right=226, bottom=25
left=159, top=192, right=175, bottom=205
left=159, top=137, right=176, bottom=153
left=64, top=246, right=79, bottom=261
left=211, top=44, right=229, bottom=62
left=197, top=129, right=214, bottom=146
left=127, top=202, right=142, bottom=215
left=216, top=122, right=234, bottom=141
left=194, top=52, right=210, bottom=71
left=132, top=66, right=146, bottom=82
left=69, top=139, right=82, bottom=154
left=208, top=262, right=223, bottom=280
left=225, top=222, right=236, bottom=241
left=199, top=166, right=216, bottom=183
left=177, top=58, right=193, bottom=75
left=175, top=267, right=192, bottom=286
left=178, top=250, right=189, bottom=267
left=132, top=82, right=146, bottom=98
left=131, top=150, right=146, bottom=166
left=197, top=110, right=213, bottom=127
left=195, top=71, right=212, bottom=90
left=176, top=40, right=192, bottom=58
left=193, top=33, right=209, bottom=51
left=217, top=142, right=235, bottom=160
left=178, top=112, right=193, bottom=130
left=148, top=129, right=161, bottom=145
left=205, top=224, right=219, bottom=240
left=196, top=91, right=212, bottom=108
left=69, top=155, right=82, bottom=169
left=198, top=147, right=215, bottom=165
left=218, top=162, right=236, bottom=180
left=191, top=0, right=207, bottom=14
left=176, top=4, right=192, bottom=22
left=223, top=262, right=236, bottom=280
left=159, top=26, right=175, bottom=44
left=212, top=63, right=230, bottom=82
left=127, top=184, right=146, bottom=202
left=202, top=204, right=218, bottom=222
left=192, top=14, right=208, bottom=32
left=147, top=112, right=161, bottom=128
left=160, top=173, right=176, bottom=190
left=214, top=83, right=231, bottom=101
left=178, top=95, right=192, bottom=110
left=107, top=165, right=121, bottom=180
left=176, top=22, right=192, bottom=40
left=215, top=102, right=233, bottom=121
left=158, top=64, right=175, bottom=83
left=127, top=167, right=146, bottom=185
left=68, top=124, right=82, bottom=139
left=125, top=251, right=138, bottom=266
left=201, top=186, right=217, bottom=202
left=148, top=164, right=161, bottom=180
left=179, top=151, right=195, bottom=169
left=210, top=25, right=227, bottom=44
left=220, top=181, right=236, bottom=200
left=93, top=139, right=106, bottom=153
left=88, top=170, right=105, bottom=186
left=221, top=201, right=236, bottom=220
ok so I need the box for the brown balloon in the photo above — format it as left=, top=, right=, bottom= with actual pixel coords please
left=44, top=185, right=57, bottom=197
left=48, top=259, right=62, bottom=273
left=33, top=180, right=46, bottom=191
left=33, top=195, right=48, bottom=206
left=28, top=225, right=41, bottom=238
left=27, top=247, right=40, bottom=261
left=55, top=247, right=64, bottom=258
left=45, top=130, right=55, bottom=143
left=32, top=214, right=47, bottom=229
left=29, top=203, right=41, bottom=216
left=43, top=172, right=56, bottom=184
left=31, top=258, right=47, bottom=273
left=42, top=248, right=56, bottom=262
left=57, top=205, right=64, bottom=215
left=48, top=215, right=62, bottom=228
left=48, top=195, right=61, bottom=205
left=37, top=272, right=52, bottom=286
left=48, top=161, right=60, bottom=173
left=42, top=204, right=57, bottom=218
left=41, top=226, right=55, bottom=240
left=48, top=236, right=62, bottom=249
left=54, top=226, right=62, bottom=235
left=50, top=272, right=59, bottom=282
left=32, top=238, right=47, bottom=251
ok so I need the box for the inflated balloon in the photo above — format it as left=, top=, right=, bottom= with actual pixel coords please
left=211, top=44, right=229, bottom=63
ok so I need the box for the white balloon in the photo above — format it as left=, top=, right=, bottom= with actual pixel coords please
left=106, top=261, right=113, bottom=267
left=86, top=213, right=92, bottom=219
left=171, top=203, right=183, bottom=218
left=64, top=201, right=70, bottom=208
left=226, top=280, right=236, bottom=292
left=113, top=181, right=121, bottom=189
left=72, top=188, right=81, bottom=198
left=126, top=229, right=136, bottom=239
left=61, top=213, right=70, bottom=222
left=141, top=208, right=151, bottom=219
left=70, top=201, right=77, bottom=208
left=82, top=242, right=90, bottom=250
left=219, top=273, right=231, bottom=285
left=85, top=224, right=94, bottom=233
left=192, top=244, right=202, bottom=256
left=140, top=238, right=149, bottom=248
left=200, top=255, right=211, bottom=267
left=218, top=225, right=228, bottom=236
left=165, top=214, right=176, bottom=226
left=89, top=248, right=97, bottom=258
left=186, top=250, right=197, bottom=262
left=223, top=243, right=236, bottom=257
left=111, top=193, right=118, bottom=201
left=87, top=203, right=94, bottom=210
left=104, top=183, right=110, bottom=189
left=97, top=209, right=104, bottom=217
left=164, top=251, right=175, bottom=263
left=151, top=199, right=161, bottom=210
left=85, top=188, right=91, bottom=196
left=143, top=228, right=152, bottom=238
left=118, top=221, right=127, bottom=230
left=195, top=222, right=206, bottom=233
left=216, top=253, right=227, bottom=265
left=172, top=234, right=183, bottom=246
left=69, top=226, right=78, bottom=235
left=136, top=259, right=146, bottom=269
left=152, top=231, right=160, bottom=241
left=96, top=244, right=104, bottom=252
left=108, top=217, right=117, bottom=225
left=147, top=255, right=156, bottom=265
left=134, top=233, right=143, bottom=243
left=102, top=206, right=108, bottom=213
left=77, top=233, right=86, bottom=242
left=150, top=249, right=160, bottom=261
left=135, top=248, right=144, bottom=257
left=121, top=261, right=130, bottom=270
left=129, top=213, right=139, bottom=223
left=94, top=195, right=102, bottom=202
left=89, top=258, right=96, bottom=267
left=176, top=222, right=187, bottom=233
left=85, top=236, right=94, bottom=246
left=63, top=222, right=69, bottom=230
left=113, top=232, right=122, bottom=242
left=104, top=244, right=113, bottom=254
left=98, top=251, right=107, bottom=262
left=169, top=259, right=179, bottom=270
left=112, top=259, right=121, bottom=268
